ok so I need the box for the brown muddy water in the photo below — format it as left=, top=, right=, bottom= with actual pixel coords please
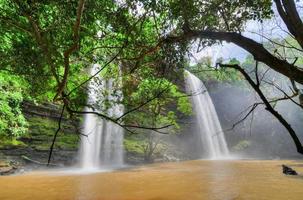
left=0, top=160, right=303, bottom=200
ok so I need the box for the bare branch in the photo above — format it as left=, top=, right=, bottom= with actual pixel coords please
left=65, top=106, right=172, bottom=135
left=47, top=105, right=66, bottom=165
left=262, top=80, right=302, bottom=109
left=116, top=83, right=172, bottom=121
left=219, top=63, right=303, bottom=154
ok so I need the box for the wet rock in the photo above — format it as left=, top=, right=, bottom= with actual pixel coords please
left=0, top=166, right=13, bottom=175
left=163, top=154, right=180, bottom=162
left=282, top=165, right=298, bottom=175
left=0, top=161, right=15, bottom=175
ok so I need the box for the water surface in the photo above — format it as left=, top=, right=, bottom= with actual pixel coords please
left=1, top=160, right=303, bottom=200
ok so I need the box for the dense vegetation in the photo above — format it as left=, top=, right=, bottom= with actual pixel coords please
left=0, top=0, right=302, bottom=164
left=0, top=72, right=28, bottom=138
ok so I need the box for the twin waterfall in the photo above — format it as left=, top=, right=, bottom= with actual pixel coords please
left=185, top=71, right=229, bottom=159
left=79, top=68, right=229, bottom=170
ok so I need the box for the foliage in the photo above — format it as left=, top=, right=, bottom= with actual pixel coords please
left=0, top=0, right=189, bottom=120
left=124, top=133, right=167, bottom=161
left=137, top=0, right=272, bottom=36
left=124, top=134, right=145, bottom=155
left=188, top=57, right=243, bottom=84
left=0, top=0, right=273, bottom=97
left=0, top=0, right=273, bottom=112
left=122, top=67, right=192, bottom=132
left=0, top=71, right=28, bottom=137
left=232, top=140, right=251, bottom=151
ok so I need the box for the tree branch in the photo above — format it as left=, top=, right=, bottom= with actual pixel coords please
left=219, top=63, right=303, bottom=154
left=54, top=0, right=86, bottom=100
left=47, top=105, right=66, bottom=165
left=163, top=30, right=303, bottom=84
left=274, top=0, right=303, bottom=49
left=65, top=105, right=172, bottom=135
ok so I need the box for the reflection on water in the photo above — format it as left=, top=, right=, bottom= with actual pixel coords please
left=0, top=160, right=303, bottom=200
left=209, top=161, right=238, bottom=200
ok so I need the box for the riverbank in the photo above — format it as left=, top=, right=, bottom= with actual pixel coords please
left=0, top=160, right=302, bottom=200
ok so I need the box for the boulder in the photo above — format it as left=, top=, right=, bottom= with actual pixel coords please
left=0, top=161, right=14, bottom=175
left=282, top=165, right=298, bottom=175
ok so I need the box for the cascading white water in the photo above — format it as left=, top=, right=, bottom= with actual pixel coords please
left=185, top=71, right=229, bottom=159
left=79, top=64, right=124, bottom=169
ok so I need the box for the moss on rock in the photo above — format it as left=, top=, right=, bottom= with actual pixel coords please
left=19, top=116, right=79, bottom=151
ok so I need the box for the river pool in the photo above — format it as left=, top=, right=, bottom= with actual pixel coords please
left=0, top=160, right=302, bottom=200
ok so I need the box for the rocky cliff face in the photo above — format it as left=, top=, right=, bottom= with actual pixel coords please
left=0, top=101, right=80, bottom=174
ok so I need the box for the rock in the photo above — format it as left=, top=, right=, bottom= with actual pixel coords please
left=0, top=166, right=13, bottom=175
left=0, top=161, right=15, bottom=175
left=282, top=165, right=298, bottom=175
left=0, top=161, right=8, bottom=167
left=163, top=154, right=180, bottom=162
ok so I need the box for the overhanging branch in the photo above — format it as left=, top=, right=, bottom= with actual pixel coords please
left=162, top=29, right=303, bottom=84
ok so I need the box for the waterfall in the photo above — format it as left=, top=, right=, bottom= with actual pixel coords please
left=185, top=71, right=229, bottom=159
left=79, top=64, right=124, bottom=169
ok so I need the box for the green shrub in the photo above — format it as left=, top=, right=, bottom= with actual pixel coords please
left=0, top=71, right=28, bottom=137
left=232, top=140, right=251, bottom=151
